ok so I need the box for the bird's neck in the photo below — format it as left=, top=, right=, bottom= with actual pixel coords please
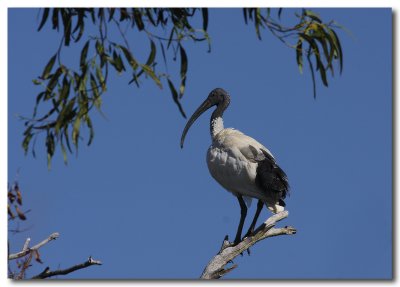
left=210, top=116, right=224, bottom=138
left=210, top=92, right=229, bottom=139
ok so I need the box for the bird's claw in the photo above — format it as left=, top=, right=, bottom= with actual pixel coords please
left=242, top=230, right=254, bottom=241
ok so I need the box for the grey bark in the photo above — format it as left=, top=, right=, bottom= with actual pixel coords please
left=8, top=232, right=59, bottom=260
left=200, top=211, right=296, bottom=279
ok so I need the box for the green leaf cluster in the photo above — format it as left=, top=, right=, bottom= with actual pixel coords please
left=23, top=8, right=210, bottom=167
left=243, top=8, right=344, bottom=98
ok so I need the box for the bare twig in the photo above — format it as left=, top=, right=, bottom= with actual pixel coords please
left=22, top=238, right=31, bottom=251
left=8, top=232, right=59, bottom=260
left=31, top=256, right=102, bottom=279
left=200, top=211, right=296, bottom=279
left=15, top=252, right=34, bottom=279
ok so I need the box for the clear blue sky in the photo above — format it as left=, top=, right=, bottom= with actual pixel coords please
left=8, top=8, right=392, bottom=279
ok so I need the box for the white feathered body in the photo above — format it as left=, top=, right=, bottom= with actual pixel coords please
left=206, top=122, right=284, bottom=213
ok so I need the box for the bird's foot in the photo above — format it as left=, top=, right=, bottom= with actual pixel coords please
left=241, top=230, right=254, bottom=256
left=221, top=235, right=241, bottom=250
left=223, top=235, right=250, bottom=256
left=220, top=235, right=233, bottom=250
left=233, top=235, right=242, bottom=247
left=242, top=228, right=254, bottom=240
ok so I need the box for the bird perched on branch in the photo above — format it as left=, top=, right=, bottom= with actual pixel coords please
left=181, top=88, right=290, bottom=245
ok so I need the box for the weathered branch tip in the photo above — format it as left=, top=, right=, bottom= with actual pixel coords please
left=200, top=211, right=296, bottom=279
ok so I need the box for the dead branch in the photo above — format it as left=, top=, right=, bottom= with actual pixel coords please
left=22, top=238, right=31, bottom=251
left=31, top=256, right=102, bottom=279
left=200, top=210, right=296, bottom=279
left=8, top=232, right=59, bottom=261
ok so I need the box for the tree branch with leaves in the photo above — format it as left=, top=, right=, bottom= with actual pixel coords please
left=21, top=8, right=344, bottom=168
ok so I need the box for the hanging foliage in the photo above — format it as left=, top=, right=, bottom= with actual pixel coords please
left=22, top=8, right=344, bottom=168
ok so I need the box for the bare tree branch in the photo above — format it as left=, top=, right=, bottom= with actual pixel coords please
left=200, top=211, right=296, bottom=279
left=31, top=256, right=102, bottom=279
left=8, top=183, right=102, bottom=279
left=8, top=232, right=59, bottom=260
left=15, top=251, right=34, bottom=279
left=22, top=238, right=31, bottom=251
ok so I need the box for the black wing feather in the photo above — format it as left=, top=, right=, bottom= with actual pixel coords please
left=253, top=147, right=290, bottom=202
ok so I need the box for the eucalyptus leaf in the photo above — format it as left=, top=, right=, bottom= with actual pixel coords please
left=41, top=54, right=57, bottom=80
left=38, top=8, right=50, bottom=31
left=80, top=40, right=90, bottom=70
left=22, top=132, right=33, bottom=155
left=179, top=45, right=188, bottom=98
left=296, top=39, right=303, bottom=74
left=142, top=65, right=162, bottom=88
left=304, top=10, right=322, bottom=23
left=329, top=28, right=343, bottom=73
left=86, top=116, right=94, bottom=146
left=202, top=8, right=208, bottom=31
left=52, top=8, right=59, bottom=30
left=119, top=45, right=139, bottom=70
left=133, top=9, right=145, bottom=30
left=45, top=67, right=63, bottom=98
left=167, top=79, right=186, bottom=118
left=146, top=40, right=157, bottom=66
left=72, top=116, right=81, bottom=146
left=61, top=141, right=68, bottom=164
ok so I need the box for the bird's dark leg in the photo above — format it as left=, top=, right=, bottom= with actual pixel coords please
left=244, top=200, right=264, bottom=239
left=234, top=195, right=247, bottom=245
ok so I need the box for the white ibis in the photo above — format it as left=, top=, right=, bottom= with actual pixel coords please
left=181, top=88, right=290, bottom=245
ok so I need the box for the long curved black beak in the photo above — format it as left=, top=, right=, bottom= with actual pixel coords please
left=180, top=98, right=214, bottom=148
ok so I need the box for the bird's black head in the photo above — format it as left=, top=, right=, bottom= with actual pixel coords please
left=180, top=88, right=231, bottom=148
left=208, top=88, right=230, bottom=107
